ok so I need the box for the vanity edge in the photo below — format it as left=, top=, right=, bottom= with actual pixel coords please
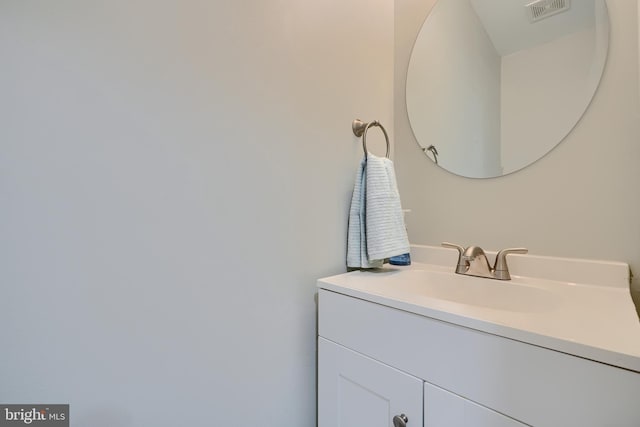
left=318, top=245, right=640, bottom=372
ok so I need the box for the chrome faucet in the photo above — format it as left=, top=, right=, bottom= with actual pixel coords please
left=442, top=242, right=528, bottom=280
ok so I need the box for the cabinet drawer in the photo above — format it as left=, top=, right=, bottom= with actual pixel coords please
left=319, top=289, right=640, bottom=426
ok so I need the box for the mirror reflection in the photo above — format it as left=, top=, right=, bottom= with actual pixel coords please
left=406, top=0, right=609, bottom=178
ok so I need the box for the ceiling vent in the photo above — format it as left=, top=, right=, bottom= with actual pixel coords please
left=526, top=0, right=571, bottom=23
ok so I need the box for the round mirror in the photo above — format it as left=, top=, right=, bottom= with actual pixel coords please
left=406, top=0, right=609, bottom=178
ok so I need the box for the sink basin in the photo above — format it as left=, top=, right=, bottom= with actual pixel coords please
left=378, top=269, right=557, bottom=313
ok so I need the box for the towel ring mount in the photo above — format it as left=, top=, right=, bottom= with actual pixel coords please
left=352, top=119, right=390, bottom=159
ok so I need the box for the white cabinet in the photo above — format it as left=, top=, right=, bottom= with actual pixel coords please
left=318, top=338, right=422, bottom=427
left=424, top=383, right=525, bottom=427
left=317, top=289, right=640, bottom=426
left=319, top=337, right=526, bottom=427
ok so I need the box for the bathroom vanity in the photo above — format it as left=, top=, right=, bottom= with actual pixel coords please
left=317, top=245, right=640, bottom=426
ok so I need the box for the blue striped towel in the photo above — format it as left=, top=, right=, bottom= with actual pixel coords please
left=347, top=153, right=410, bottom=268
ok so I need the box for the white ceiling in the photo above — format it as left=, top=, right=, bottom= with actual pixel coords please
left=469, top=0, right=596, bottom=56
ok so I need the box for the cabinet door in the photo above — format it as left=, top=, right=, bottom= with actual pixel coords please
left=318, top=338, right=423, bottom=427
left=425, top=382, right=526, bottom=427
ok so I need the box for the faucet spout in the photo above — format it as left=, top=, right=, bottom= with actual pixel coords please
left=461, top=246, right=492, bottom=277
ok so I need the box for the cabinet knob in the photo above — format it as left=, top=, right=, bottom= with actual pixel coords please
left=393, top=414, right=409, bottom=427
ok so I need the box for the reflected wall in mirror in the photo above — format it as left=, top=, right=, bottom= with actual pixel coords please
left=406, top=0, right=610, bottom=178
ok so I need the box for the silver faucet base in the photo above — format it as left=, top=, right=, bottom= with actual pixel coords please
left=442, top=242, right=528, bottom=281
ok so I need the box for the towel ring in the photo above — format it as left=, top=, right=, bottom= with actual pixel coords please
left=352, top=119, right=390, bottom=159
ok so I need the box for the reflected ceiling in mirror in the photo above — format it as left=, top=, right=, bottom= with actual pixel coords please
left=406, top=0, right=609, bottom=178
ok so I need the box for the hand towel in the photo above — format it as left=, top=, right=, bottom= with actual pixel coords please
left=347, top=153, right=410, bottom=268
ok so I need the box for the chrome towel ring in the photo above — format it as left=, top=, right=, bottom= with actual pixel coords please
left=352, top=119, right=390, bottom=159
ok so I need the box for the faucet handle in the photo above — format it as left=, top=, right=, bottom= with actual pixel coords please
left=441, top=242, right=464, bottom=257
left=441, top=242, right=466, bottom=273
left=494, top=248, right=528, bottom=280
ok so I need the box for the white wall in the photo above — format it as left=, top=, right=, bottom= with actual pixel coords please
left=395, top=0, right=640, bottom=311
left=406, top=0, right=502, bottom=177
left=0, top=1, right=393, bottom=425
left=501, top=27, right=597, bottom=174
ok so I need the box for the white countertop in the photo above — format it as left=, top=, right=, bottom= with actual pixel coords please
left=318, top=245, right=640, bottom=372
